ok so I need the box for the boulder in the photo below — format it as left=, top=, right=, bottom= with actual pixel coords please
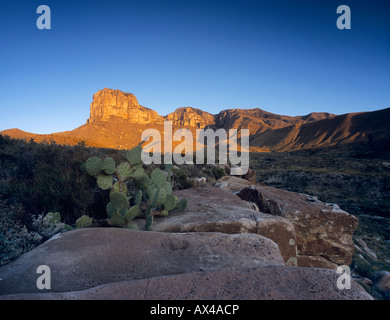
left=373, top=271, right=390, bottom=299
left=214, top=176, right=253, bottom=194
left=141, top=187, right=298, bottom=265
left=236, top=184, right=359, bottom=269
left=193, top=177, right=207, bottom=188
left=0, top=228, right=284, bottom=296
left=241, top=167, right=257, bottom=184
left=0, top=266, right=372, bottom=300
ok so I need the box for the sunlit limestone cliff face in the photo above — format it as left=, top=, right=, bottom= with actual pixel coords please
left=88, top=88, right=162, bottom=125
left=165, top=107, right=215, bottom=128
left=89, top=89, right=215, bottom=129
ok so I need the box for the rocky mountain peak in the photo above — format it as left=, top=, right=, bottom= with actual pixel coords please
left=88, top=88, right=160, bottom=124
left=166, top=107, right=215, bottom=128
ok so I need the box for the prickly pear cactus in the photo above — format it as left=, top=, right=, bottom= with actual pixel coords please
left=82, top=145, right=188, bottom=230
left=164, top=194, right=177, bottom=211
left=151, top=168, right=166, bottom=187
left=125, top=206, right=142, bottom=223
left=116, top=162, right=133, bottom=181
left=126, top=145, right=142, bottom=165
left=97, top=173, right=113, bottom=190
left=103, top=157, right=116, bottom=175
left=134, top=189, right=143, bottom=206
left=76, top=215, right=93, bottom=229
left=43, top=211, right=62, bottom=225
left=110, top=192, right=128, bottom=213
left=112, top=181, right=128, bottom=195
left=109, top=212, right=126, bottom=228
left=85, top=157, right=103, bottom=176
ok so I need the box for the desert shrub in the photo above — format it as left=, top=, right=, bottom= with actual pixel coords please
left=31, top=212, right=73, bottom=241
left=351, top=253, right=377, bottom=280
left=211, top=166, right=226, bottom=180
left=172, top=167, right=194, bottom=190
left=0, top=199, right=42, bottom=266
left=0, top=137, right=117, bottom=224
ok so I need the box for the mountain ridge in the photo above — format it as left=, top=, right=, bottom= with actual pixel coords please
left=1, top=88, right=389, bottom=156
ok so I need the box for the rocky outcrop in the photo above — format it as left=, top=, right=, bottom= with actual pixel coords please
left=88, top=88, right=161, bottom=124
left=0, top=227, right=371, bottom=300
left=138, top=187, right=298, bottom=265
left=214, top=175, right=253, bottom=194
left=0, top=266, right=372, bottom=300
left=0, top=228, right=284, bottom=295
left=165, top=107, right=215, bottom=128
left=215, top=178, right=358, bottom=269
left=88, top=89, right=327, bottom=131
left=88, top=89, right=215, bottom=129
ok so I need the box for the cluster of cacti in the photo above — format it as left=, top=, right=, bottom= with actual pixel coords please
left=31, top=212, right=73, bottom=241
left=83, top=146, right=188, bottom=230
left=43, top=212, right=73, bottom=232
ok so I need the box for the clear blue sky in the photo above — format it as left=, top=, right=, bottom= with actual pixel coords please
left=0, top=0, right=389, bottom=134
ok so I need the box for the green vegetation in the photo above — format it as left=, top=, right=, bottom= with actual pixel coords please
left=0, top=136, right=189, bottom=264
left=83, top=146, right=188, bottom=230
left=0, top=199, right=42, bottom=266
left=250, top=151, right=390, bottom=217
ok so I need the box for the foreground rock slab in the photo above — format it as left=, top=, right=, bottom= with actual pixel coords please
left=144, top=187, right=298, bottom=265
left=0, top=228, right=283, bottom=296
left=0, top=266, right=372, bottom=300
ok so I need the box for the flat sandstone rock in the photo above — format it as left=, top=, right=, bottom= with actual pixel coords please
left=145, top=187, right=298, bottom=265
left=0, top=266, right=372, bottom=300
left=0, top=228, right=284, bottom=295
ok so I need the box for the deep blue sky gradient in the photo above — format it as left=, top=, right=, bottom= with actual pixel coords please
left=0, top=0, right=389, bottom=134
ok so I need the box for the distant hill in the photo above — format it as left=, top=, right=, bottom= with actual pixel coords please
left=1, top=88, right=389, bottom=157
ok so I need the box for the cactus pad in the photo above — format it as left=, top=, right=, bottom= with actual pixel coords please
left=134, top=189, right=143, bottom=206
left=134, top=173, right=150, bottom=189
left=133, top=167, right=146, bottom=181
left=163, top=194, right=177, bottom=211
left=116, top=162, right=133, bottom=181
left=106, top=202, right=115, bottom=218
left=161, top=181, right=173, bottom=195
left=126, top=145, right=143, bottom=165
left=110, top=191, right=129, bottom=213
left=109, top=212, right=126, bottom=227
left=156, top=187, right=167, bottom=206
left=145, top=214, right=154, bottom=231
left=103, top=157, right=116, bottom=175
left=160, top=209, right=169, bottom=217
left=125, top=205, right=142, bottom=223
left=111, top=181, right=127, bottom=195
left=151, top=168, right=166, bottom=187
left=75, top=215, right=93, bottom=229
left=147, top=186, right=166, bottom=206
left=85, top=157, right=103, bottom=176
left=43, top=212, right=61, bottom=225
left=97, top=173, right=113, bottom=190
